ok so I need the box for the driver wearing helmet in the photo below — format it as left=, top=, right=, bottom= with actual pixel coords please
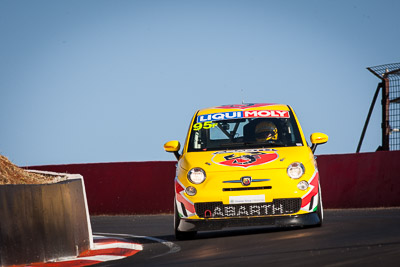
left=255, top=121, right=278, bottom=142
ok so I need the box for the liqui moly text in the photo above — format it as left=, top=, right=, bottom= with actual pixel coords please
left=197, top=110, right=289, bottom=122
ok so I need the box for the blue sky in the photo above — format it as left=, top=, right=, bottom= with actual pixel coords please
left=1, top=0, right=399, bottom=166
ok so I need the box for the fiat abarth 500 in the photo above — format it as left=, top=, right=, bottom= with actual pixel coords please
left=164, top=103, right=328, bottom=239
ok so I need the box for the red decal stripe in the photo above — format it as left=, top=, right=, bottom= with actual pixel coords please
left=175, top=179, right=195, bottom=214
left=175, top=179, right=185, bottom=194
left=176, top=192, right=195, bottom=213
left=301, top=172, right=319, bottom=208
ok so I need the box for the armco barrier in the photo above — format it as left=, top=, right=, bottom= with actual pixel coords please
left=28, top=151, right=400, bottom=214
left=0, top=176, right=92, bottom=266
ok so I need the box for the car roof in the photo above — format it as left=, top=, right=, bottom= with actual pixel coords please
left=197, top=103, right=290, bottom=115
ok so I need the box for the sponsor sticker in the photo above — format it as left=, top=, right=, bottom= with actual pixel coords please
left=212, top=149, right=279, bottom=168
left=229, top=194, right=266, bottom=204
left=197, top=110, right=289, bottom=123
left=209, top=203, right=286, bottom=217
left=192, top=121, right=218, bottom=131
left=215, top=103, right=275, bottom=109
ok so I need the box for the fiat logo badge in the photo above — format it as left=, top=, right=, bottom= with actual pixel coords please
left=241, top=176, right=252, bottom=186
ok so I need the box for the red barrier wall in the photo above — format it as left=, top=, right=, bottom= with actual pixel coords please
left=29, top=151, right=400, bottom=214
left=317, top=150, right=400, bottom=209
left=29, top=161, right=177, bottom=214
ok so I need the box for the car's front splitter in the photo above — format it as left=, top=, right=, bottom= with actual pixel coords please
left=177, top=212, right=321, bottom=232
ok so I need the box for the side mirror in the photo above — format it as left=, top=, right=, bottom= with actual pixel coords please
left=164, top=140, right=181, bottom=160
left=310, top=133, right=328, bottom=153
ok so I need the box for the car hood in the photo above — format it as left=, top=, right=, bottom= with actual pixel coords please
left=180, top=146, right=314, bottom=172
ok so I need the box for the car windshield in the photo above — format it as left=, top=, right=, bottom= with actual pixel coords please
left=187, top=110, right=303, bottom=152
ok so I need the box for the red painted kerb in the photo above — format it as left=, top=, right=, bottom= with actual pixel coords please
left=28, top=151, right=400, bottom=214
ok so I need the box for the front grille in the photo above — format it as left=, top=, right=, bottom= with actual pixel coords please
left=222, top=186, right=272, bottom=192
left=195, top=198, right=301, bottom=218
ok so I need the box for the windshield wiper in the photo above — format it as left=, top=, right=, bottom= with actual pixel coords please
left=214, top=142, right=289, bottom=150
left=244, top=142, right=287, bottom=147
left=218, top=142, right=245, bottom=147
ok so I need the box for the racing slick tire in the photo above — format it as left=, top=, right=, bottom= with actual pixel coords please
left=316, top=184, right=324, bottom=227
left=174, top=199, right=197, bottom=240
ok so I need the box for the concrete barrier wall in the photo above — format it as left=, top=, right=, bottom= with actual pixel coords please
left=28, top=151, right=400, bottom=214
left=0, top=179, right=91, bottom=266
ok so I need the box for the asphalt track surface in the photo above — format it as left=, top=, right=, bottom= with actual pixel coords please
left=91, top=208, right=400, bottom=266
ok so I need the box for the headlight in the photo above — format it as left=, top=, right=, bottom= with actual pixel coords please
left=187, top=168, right=206, bottom=184
left=287, top=162, right=305, bottom=179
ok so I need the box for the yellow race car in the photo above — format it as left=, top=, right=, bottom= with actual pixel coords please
left=164, top=103, right=328, bottom=239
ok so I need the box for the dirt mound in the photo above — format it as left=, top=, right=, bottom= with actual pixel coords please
left=0, top=155, right=62, bottom=185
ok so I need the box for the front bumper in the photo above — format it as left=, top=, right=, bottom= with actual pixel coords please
left=177, top=212, right=321, bottom=232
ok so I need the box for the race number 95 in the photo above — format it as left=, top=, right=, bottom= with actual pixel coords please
left=193, top=121, right=218, bottom=131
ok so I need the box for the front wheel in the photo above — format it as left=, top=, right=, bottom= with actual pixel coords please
left=174, top=199, right=197, bottom=240
left=316, top=184, right=324, bottom=227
